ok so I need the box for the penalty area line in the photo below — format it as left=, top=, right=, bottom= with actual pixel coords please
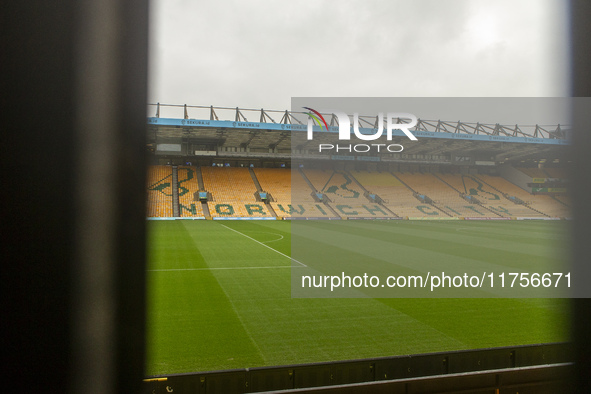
left=219, top=223, right=307, bottom=267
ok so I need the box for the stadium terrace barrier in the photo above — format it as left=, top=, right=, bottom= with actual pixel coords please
left=347, top=217, right=402, bottom=220
left=283, top=217, right=341, bottom=220
left=407, top=217, right=461, bottom=221
left=146, top=217, right=206, bottom=220
left=464, top=217, right=513, bottom=220
left=142, top=343, right=572, bottom=394
left=148, top=216, right=564, bottom=222
left=212, top=217, right=276, bottom=221
left=252, top=364, right=572, bottom=394
left=516, top=217, right=561, bottom=220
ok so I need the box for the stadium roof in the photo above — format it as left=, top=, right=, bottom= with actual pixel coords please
left=147, top=104, right=571, bottom=162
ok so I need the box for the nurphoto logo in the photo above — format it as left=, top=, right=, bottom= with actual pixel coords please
left=304, top=107, right=418, bottom=153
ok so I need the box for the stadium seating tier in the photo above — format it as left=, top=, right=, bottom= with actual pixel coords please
left=147, top=166, right=570, bottom=219
left=147, top=165, right=173, bottom=217
left=177, top=166, right=205, bottom=217
left=202, top=167, right=271, bottom=217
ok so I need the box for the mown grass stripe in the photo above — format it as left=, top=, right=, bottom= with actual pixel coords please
left=146, top=222, right=266, bottom=374
left=146, top=220, right=569, bottom=374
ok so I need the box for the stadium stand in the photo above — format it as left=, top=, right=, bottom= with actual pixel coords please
left=350, top=171, right=434, bottom=217
left=254, top=168, right=336, bottom=218
left=304, top=170, right=365, bottom=201
left=554, top=194, right=571, bottom=207
left=147, top=165, right=173, bottom=217
left=177, top=166, right=205, bottom=217
left=516, top=167, right=548, bottom=179
left=476, top=174, right=569, bottom=217
left=396, top=172, right=494, bottom=217
left=302, top=169, right=390, bottom=218
left=331, top=203, right=393, bottom=218
left=254, top=168, right=292, bottom=202
left=201, top=167, right=271, bottom=217
left=272, top=202, right=336, bottom=218
left=430, top=173, right=501, bottom=217
left=544, top=167, right=568, bottom=179
left=290, top=170, right=318, bottom=203
left=147, top=166, right=570, bottom=219
left=302, top=169, right=330, bottom=192
left=437, top=173, right=524, bottom=217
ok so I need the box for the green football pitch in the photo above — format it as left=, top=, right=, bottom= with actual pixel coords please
left=146, top=220, right=570, bottom=376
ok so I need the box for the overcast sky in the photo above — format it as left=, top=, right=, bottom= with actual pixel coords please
left=148, top=0, right=570, bottom=124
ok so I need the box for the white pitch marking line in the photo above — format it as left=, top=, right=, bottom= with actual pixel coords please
left=241, top=231, right=284, bottom=244
left=148, top=266, right=299, bottom=272
left=261, top=233, right=284, bottom=244
left=219, top=224, right=307, bottom=267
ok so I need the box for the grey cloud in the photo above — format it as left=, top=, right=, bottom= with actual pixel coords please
left=149, top=0, right=569, bottom=119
